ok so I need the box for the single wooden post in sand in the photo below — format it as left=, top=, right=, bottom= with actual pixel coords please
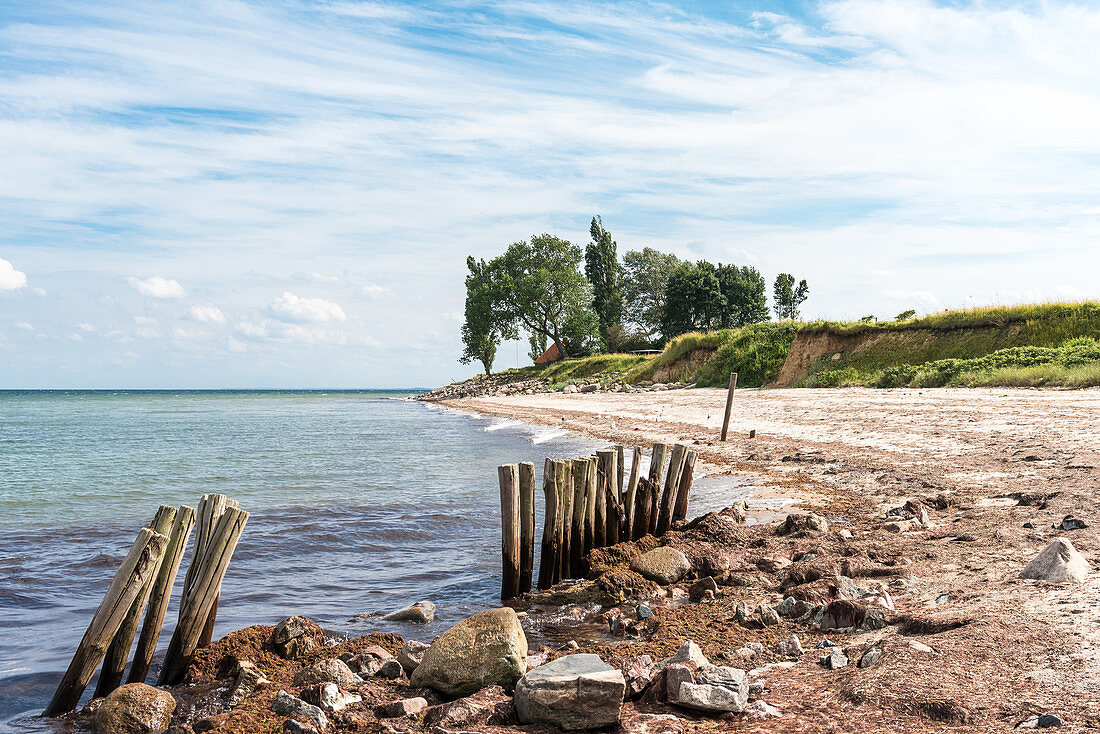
left=557, top=460, right=574, bottom=580
left=646, top=443, right=668, bottom=536
left=583, top=457, right=597, bottom=558
left=498, top=464, right=521, bottom=601
left=44, top=527, right=169, bottom=716
left=623, top=446, right=642, bottom=539
left=657, top=444, right=687, bottom=535
left=159, top=506, right=248, bottom=686
left=127, top=504, right=196, bottom=685
left=95, top=506, right=176, bottom=698
left=597, top=449, right=620, bottom=546
left=518, top=462, right=536, bottom=595
left=720, top=372, right=738, bottom=441
left=672, top=450, right=698, bottom=525
left=537, top=460, right=560, bottom=590
left=569, top=459, right=588, bottom=578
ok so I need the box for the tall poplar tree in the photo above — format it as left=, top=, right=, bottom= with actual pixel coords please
left=584, top=216, right=622, bottom=346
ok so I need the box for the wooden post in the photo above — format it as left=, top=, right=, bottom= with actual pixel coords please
left=44, top=528, right=169, bottom=716
left=597, top=450, right=620, bottom=546
left=498, top=464, right=521, bottom=601
left=198, top=498, right=238, bottom=648
left=537, top=460, right=559, bottom=590
left=615, top=445, right=625, bottom=499
left=623, top=447, right=641, bottom=539
left=518, top=462, right=535, bottom=595
left=634, top=477, right=656, bottom=540
left=557, top=460, right=573, bottom=580
left=720, top=372, right=738, bottom=441
left=159, top=507, right=248, bottom=686
left=593, top=454, right=607, bottom=550
left=127, top=505, right=196, bottom=685
left=181, top=494, right=227, bottom=600
left=569, top=459, right=587, bottom=578
left=657, top=445, right=687, bottom=535
left=95, top=506, right=176, bottom=698
left=646, top=444, right=668, bottom=536
left=583, top=457, right=597, bottom=559
left=672, top=450, right=698, bottom=525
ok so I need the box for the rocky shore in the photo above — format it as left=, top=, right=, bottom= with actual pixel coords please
left=416, top=373, right=693, bottom=402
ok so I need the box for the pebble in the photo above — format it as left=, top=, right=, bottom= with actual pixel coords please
left=636, top=603, right=654, bottom=619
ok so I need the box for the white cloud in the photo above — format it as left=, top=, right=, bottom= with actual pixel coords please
left=77, top=322, right=95, bottom=332
left=267, top=292, right=347, bottom=323
left=307, top=272, right=342, bottom=283
left=127, top=275, right=186, bottom=299
left=13, top=322, right=33, bottom=330
left=0, top=258, right=27, bottom=291
left=362, top=283, right=389, bottom=299
left=189, top=305, right=226, bottom=324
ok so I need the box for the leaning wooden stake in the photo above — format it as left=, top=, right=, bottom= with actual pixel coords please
left=95, top=506, right=176, bottom=698
left=198, top=498, right=239, bottom=648
left=672, top=450, right=698, bottom=524
left=597, top=449, right=620, bottom=546
left=657, top=444, right=687, bottom=535
left=127, top=505, right=196, bottom=684
left=593, top=454, right=607, bottom=549
left=518, top=462, right=535, bottom=595
left=583, top=457, right=597, bottom=558
left=720, top=372, right=738, bottom=441
left=159, top=506, right=248, bottom=686
left=569, top=459, right=588, bottom=578
left=44, top=528, right=169, bottom=716
left=537, top=460, right=560, bottom=590
left=498, top=464, right=521, bottom=601
left=646, top=443, right=669, bottom=537
left=623, top=446, right=642, bottom=539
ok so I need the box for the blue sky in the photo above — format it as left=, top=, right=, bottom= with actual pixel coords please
left=1, top=0, right=1099, bottom=388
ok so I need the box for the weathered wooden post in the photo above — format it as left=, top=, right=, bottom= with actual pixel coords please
left=498, top=464, right=521, bottom=600
left=537, top=460, right=560, bottom=590
left=557, top=460, right=573, bottom=580
left=159, top=506, right=248, bottom=685
left=518, top=462, right=535, bottom=595
left=615, top=445, right=625, bottom=499
left=672, top=450, right=698, bottom=524
left=44, top=527, right=169, bottom=716
left=569, top=459, right=587, bottom=578
left=597, top=449, right=620, bottom=546
left=720, top=372, right=738, bottom=441
left=633, top=477, right=655, bottom=540
left=657, top=444, right=687, bottom=535
left=583, top=456, right=597, bottom=557
left=128, top=505, right=196, bottom=684
left=623, top=446, right=641, bottom=539
left=646, top=443, right=668, bottom=536
left=95, top=506, right=176, bottom=698
left=593, top=454, right=607, bottom=549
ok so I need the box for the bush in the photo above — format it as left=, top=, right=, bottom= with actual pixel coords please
left=694, top=322, right=800, bottom=387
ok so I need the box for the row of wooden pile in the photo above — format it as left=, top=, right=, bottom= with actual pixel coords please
left=44, top=494, right=248, bottom=716
left=497, top=442, right=698, bottom=600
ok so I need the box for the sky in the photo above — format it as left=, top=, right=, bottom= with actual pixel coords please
left=2, top=0, right=1099, bottom=388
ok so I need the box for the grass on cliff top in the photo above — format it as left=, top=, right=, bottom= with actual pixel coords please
left=804, top=300, right=1100, bottom=336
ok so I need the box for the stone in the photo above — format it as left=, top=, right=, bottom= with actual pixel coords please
left=293, top=658, right=362, bottom=688
left=301, top=683, right=361, bottom=713
left=618, top=712, right=684, bottom=734
left=858, top=647, right=883, bottom=668
left=562, top=384, right=579, bottom=394
left=397, top=640, right=429, bottom=673
left=272, top=690, right=328, bottom=732
left=755, top=555, right=791, bottom=573
left=654, top=640, right=710, bottom=671
left=688, top=576, right=719, bottom=602
left=838, top=529, right=854, bottom=539
left=1020, top=538, right=1089, bottom=583
left=745, top=700, right=782, bottom=718
left=758, top=606, right=781, bottom=626
left=669, top=666, right=749, bottom=713
left=819, top=648, right=848, bottom=670
left=664, top=663, right=694, bottom=700
left=625, top=655, right=656, bottom=696
left=1056, top=516, right=1087, bottom=531
left=382, top=600, right=435, bottom=624
left=1038, top=714, right=1063, bottom=727
left=748, top=680, right=766, bottom=696
left=422, top=685, right=513, bottom=729
left=226, top=662, right=269, bottom=706
left=778, top=513, right=828, bottom=535
left=630, top=547, right=691, bottom=585
left=579, top=383, right=600, bottom=393
left=779, top=635, right=804, bottom=658
left=273, top=616, right=316, bottom=658
left=376, top=659, right=404, bottom=679
left=733, top=601, right=751, bottom=622
left=774, top=597, right=797, bottom=617
left=283, top=721, right=317, bottom=734
left=909, top=640, right=934, bottom=653
left=92, top=683, right=176, bottom=734
left=409, top=607, right=528, bottom=697
left=514, top=653, right=626, bottom=730
left=376, top=697, right=428, bottom=718
left=635, top=603, right=654, bottom=620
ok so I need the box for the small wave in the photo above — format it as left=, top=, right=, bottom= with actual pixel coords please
left=484, top=420, right=520, bottom=432
left=531, top=429, right=568, bottom=445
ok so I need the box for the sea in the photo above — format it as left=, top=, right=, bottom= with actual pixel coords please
left=0, top=390, right=752, bottom=730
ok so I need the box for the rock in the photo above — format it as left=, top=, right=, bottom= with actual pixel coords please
left=397, top=640, right=429, bottom=673
left=779, top=635, right=804, bottom=658
left=1020, top=538, right=1089, bottom=583
left=301, top=683, right=361, bottom=713
left=744, top=700, right=782, bottom=718
left=272, top=690, right=328, bottom=732
left=778, top=513, right=828, bottom=535
left=624, top=655, right=655, bottom=696
left=635, top=603, right=654, bottom=620
left=382, top=600, right=435, bottom=624
left=376, top=659, right=404, bottom=679
left=422, top=685, right=513, bottom=729
left=376, top=697, right=428, bottom=718
left=819, top=648, right=848, bottom=670
left=733, top=601, right=751, bottom=622
left=818, top=599, right=887, bottom=631
left=654, top=640, right=710, bottom=671
left=273, top=616, right=317, bottom=659
left=92, top=683, right=176, bottom=734
left=293, top=658, right=362, bottom=688
left=774, top=597, right=797, bottom=617
left=731, top=645, right=758, bottom=661
left=909, top=640, right=934, bottom=653
left=758, top=606, right=781, bottom=626
left=838, top=529, right=854, bottom=539
left=283, top=721, right=317, bottom=734
left=630, top=547, right=691, bottom=585
left=563, top=384, right=579, bottom=394
left=409, top=607, right=528, bottom=697
left=858, top=647, right=883, bottom=668
left=755, top=555, right=792, bottom=573
left=1055, top=516, right=1087, bottom=531
left=618, top=712, right=684, bottom=734
left=1038, top=714, right=1064, bottom=727
left=747, top=680, right=766, bottom=696
left=688, top=576, right=719, bottom=602
left=668, top=666, right=749, bottom=713
left=226, top=662, right=269, bottom=706
left=579, top=383, right=600, bottom=393
left=514, top=653, right=626, bottom=730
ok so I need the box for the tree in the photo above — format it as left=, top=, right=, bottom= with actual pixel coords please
left=584, top=216, right=622, bottom=344
left=895, top=309, right=916, bottom=321
left=622, top=247, right=681, bottom=338
left=715, top=264, right=769, bottom=327
left=660, top=261, right=726, bottom=337
left=459, top=256, right=515, bottom=374
left=493, top=234, right=599, bottom=360
left=772, top=273, right=809, bottom=321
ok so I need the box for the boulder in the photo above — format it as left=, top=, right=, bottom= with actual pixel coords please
left=654, top=640, right=709, bottom=671
left=423, top=685, right=514, bottom=729
left=779, top=635, right=804, bottom=658
left=376, top=659, right=404, bottom=679
left=745, top=700, right=782, bottom=718
left=292, top=658, right=362, bottom=688
left=819, top=648, right=848, bottom=670
left=668, top=666, right=749, bottom=713
left=514, top=653, right=626, bottom=730
left=409, top=607, right=528, bottom=697
left=273, top=616, right=319, bottom=659
left=92, top=683, right=176, bottom=734
left=631, top=547, right=691, bottom=585
left=272, top=690, right=328, bottom=731
left=562, top=384, right=580, bottom=394
left=858, top=647, right=883, bottom=668
left=397, top=640, right=430, bottom=673
left=300, top=683, right=361, bottom=713
left=1020, top=538, right=1089, bottom=583
left=619, top=712, right=684, bottom=734
left=382, top=600, right=435, bottom=624
left=688, top=576, right=719, bottom=602
left=376, top=697, right=428, bottom=718
left=778, top=513, right=828, bottom=535
left=624, top=655, right=656, bottom=697
left=226, top=661, right=269, bottom=706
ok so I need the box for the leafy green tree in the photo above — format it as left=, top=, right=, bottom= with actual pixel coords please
left=459, top=256, right=515, bottom=374
left=715, top=264, right=769, bottom=327
left=585, top=216, right=622, bottom=344
left=494, top=234, right=598, bottom=360
left=660, top=261, right=726, bottom=337
left=528, top=332, right=547, bottom=362
left=895, top=309, right=916, bottom=321
left=622, top=247, right=681, bottom=338
left=772, top=273, right=809, bottom=321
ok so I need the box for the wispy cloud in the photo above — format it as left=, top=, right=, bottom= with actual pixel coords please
left=267, top=292, right=347, bottom=323
left=127, top=275, right=186, bottom=298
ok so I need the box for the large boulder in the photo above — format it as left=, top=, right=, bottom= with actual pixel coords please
left=382, top=600, right=435, bottom=624
left=423, top=685, right=514, bottom=729
left=630, top=547, right=691, bottom=585
left=1021, top=538, right=1089, bottom=583
left=778, top=513, right=828, bottom=535
left=667, top=666, right=749, bottom=713
left=93, top=683, right=176, bottom=734
left=410, top=607, right=528, bottom=697
left=292, top=658, right=362, bottom=688
left=514, top=654, right=626, bottom=731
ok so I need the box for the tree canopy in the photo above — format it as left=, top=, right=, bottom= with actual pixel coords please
left=772, top=273, right=809, bottom=321
left=660, top=261, right=770, bottom=337
left=621, top=247, right=681, bottom=338
left=459, top=256, right=515, bottom=374
left=584, top=216, right=623, bottom=343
